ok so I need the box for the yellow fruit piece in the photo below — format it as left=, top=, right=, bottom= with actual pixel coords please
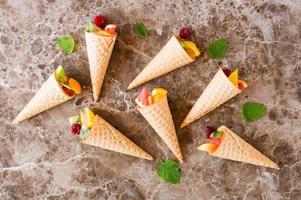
left=197, top=143, right=218, bottom=153
left=68, top=78, right=81, bottom=94
left=181, top=40, right=201, bottom=58
left=228, top=69, right=238, bottom=87
left=151, top=88, right=167, bottom=103
left=80, top=108, right=95, bottom=129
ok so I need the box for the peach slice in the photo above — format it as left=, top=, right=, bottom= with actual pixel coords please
left=238, top=80, right=248, bottom=90
left=68, top=78, right=81, bottom=94
left=105, top=24, right=116, bottom=34
left=197, top=143, right=218, bottom=153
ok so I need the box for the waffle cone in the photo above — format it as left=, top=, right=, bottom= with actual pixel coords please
left=127, top=36, right=193, bottom=90
left=12, top=73, right=73, bottom=123
left=85, top=31, right=117, bottom=101
left=137, top=97, right=183, bottom=162
left=181, top=69, right=241, bottom=127
left=198, top=126, right=279, bottom=169
left=82, top=115, right=153, bottom=160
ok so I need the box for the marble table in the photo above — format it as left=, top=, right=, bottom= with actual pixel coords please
left=1, top=0, right=300, bottom=199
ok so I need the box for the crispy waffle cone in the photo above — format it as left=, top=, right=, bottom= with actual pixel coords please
left=12, top=73, right=73, bottom=124
left=127, top=36, right=193, bottom=90
left=181, top=69, right=241, bottom=127
left=85, top=31, right=117, bottom=101
left=198, top=126, right=279, bottom=169
left=82, top=115, right=153, bottom=160
left=137, top=96, right=183, bottom=162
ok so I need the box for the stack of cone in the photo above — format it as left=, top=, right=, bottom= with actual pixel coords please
left=198, top=126, right=279, bottom=169
left=181, top=68, right=242, bottom=127
left=127, top=36, right=193, bottom=90
left=13, top=73, right=74, bottom=124
left=85, top=31, right=117, bottom=101
left=137, top=96, right=183, bottom=162
left=82, top=115, right=153, bottom=160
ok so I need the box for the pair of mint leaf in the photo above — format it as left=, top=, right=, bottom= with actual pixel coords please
left=56, top=36, right=75, bottom=55
left=242, top=102, right=267, bottom=123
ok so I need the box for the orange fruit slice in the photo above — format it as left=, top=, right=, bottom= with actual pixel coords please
left=180, top=40, right=201, bottom=58
left=151, top=88, right=167, bottom=103
left=228, top=69, right=238, bottom=87
left=68, top=78, right=81, bottom=94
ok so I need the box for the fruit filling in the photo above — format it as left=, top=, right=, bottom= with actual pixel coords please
left=198, top=126, right=224, bottom=153
left=55, top=66, right=81, bottom=97
left=177, top=28, right=200, bottom=59
left=136, top=87, right=168, bottom=107
left=223, top=68, right=247, bottom=90
left=68, top=108, right=96, bottom=138
left=85, top=15, right=116, bottom=36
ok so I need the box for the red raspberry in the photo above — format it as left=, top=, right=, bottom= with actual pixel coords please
left=93, top=15, right=106, bottom=28
left=223, top=68, right=231, bottom=77
left=71, top=123, right=81, bottom=135
left=205, top=126, right=215, bottom=139
left=179, top=27, right=191, bottom=39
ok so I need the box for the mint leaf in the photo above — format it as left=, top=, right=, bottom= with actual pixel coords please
left=211, top=131, right=223, bottom=138
left=133, top=22, right=149, bottom=38
left=242, top=102, right=267, bottom=122
left=156, top=160, right=180, bottom=184
left=56, top=36, right=75, bottom=54
left=206, top=38, right=228, bottom=59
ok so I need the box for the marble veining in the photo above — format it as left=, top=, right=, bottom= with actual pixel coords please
left=0, top=0, right=300, bottom=199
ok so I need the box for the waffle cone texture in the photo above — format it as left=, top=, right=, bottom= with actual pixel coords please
left=127, top=36, right=193, bottom=90
left=85, top=31, right=117, bottom=101
left=137, top=96, right=183, bottom=162
left=198, top=126, right=279, bottom=169
left=13, top=73, right=73, bottom=123
left=181, top=68, right=242, bottom=127
left=82, top=115, right=153, bottom=160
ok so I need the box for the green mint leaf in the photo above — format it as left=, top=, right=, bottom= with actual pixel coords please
left=133, top=22, right=149, bottom=38
left=210, top=131, right=223, bottom=138
left=156, top=160, right=180, bottom=184
left=56, top=65, right=65, bottom=83
left=242, top=102, right=267, bottom=123
left=56, top=36, right=75, bottom=54
left=206, top=38, right=228, bottom=59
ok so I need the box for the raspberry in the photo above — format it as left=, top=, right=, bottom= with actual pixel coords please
left=205, top=126, right=215, bottom=139
left=223, top=68, right=231, bottom=77
left=93, top=15, right=106, bottom=28
left=71, top=123, right=81, bottom=135
left=179, top=27, right=191, bottom=39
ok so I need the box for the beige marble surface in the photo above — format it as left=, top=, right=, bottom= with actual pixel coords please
left=1, top=0, right=301, bottom=199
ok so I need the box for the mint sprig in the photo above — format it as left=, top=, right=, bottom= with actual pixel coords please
left=56, top=36, right=75, bottom=54
left=242, top=102, right=267, bottom=122
left=156, top=160, right=180, bottom=184
left=133, top=22, right=149, bottom=38
left=206, top=38, right=228, bottom=59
